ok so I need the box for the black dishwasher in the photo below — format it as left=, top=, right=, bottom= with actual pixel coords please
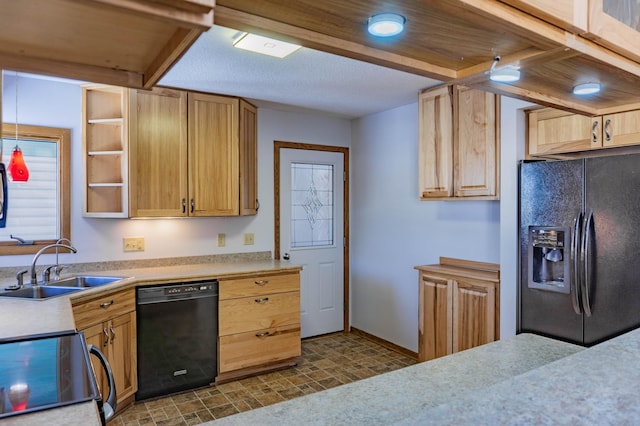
left=136, top=280, right=218, bottom=401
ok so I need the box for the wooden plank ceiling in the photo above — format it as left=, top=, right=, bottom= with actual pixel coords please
left=214, top=0, right=640, bottom=115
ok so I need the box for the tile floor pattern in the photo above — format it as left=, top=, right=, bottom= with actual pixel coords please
left=112, top=332, right=416, bottom=426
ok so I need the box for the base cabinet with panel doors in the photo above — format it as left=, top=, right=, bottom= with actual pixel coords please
left=72, top=288, right=137, bottom=413
left=527, top=107, right=640, bottom=158
left=217, top=271, right=301, bottom=382
left=415, top=258, right=500, bottom=362
left=82, top=84, right=257, bottom=217
left=418, top=85, right=499, bottom=201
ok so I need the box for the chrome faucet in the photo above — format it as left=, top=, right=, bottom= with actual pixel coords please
left=30, top=243, right=77, bottom=285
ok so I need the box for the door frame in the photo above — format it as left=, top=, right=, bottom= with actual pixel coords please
left=274, top=141, right=350, bottom=333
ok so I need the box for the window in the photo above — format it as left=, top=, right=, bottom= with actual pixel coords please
left=0, top=124, right=70, bottom=255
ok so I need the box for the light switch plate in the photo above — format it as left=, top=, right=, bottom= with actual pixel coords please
left=123, top=237, right=145, bottom=252
left=243, top=233, right=254, bottom=245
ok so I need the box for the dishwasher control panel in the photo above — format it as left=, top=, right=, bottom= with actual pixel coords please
left=164, top=283, right=214, bottom=295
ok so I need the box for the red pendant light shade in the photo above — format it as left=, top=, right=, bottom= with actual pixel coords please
left=8, top=145, right=29, bottom=182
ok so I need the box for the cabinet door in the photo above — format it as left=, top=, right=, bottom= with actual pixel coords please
left=528, top=107, right=602, bottom=156
left=239, top=99, right=258, bottom=216
left=453, top=87, right=498, bottom=198
left=129, top=87, right=188, bottom=217
left=188, top=93, right=239, bottom=216
left=418, top=274, right=452, bottom=362
left=83, top=322, right=108, bottom=399
left=602, top=110, right=640, bottom=148
left=499, top=0, right=587, bottom=33
left=585, top=1, right=640, bottom=64
left=418, top=86, right=454, bottom=199
left=452, top=278, right=496, bottom=353
left=107, top=312, right=137, bottom=406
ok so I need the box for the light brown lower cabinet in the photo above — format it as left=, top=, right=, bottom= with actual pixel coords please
left=72, top=289, right=137, bottom=412
left=415, top=258, right=500, bottom=362
left=217, top=272, right=301, bottom=381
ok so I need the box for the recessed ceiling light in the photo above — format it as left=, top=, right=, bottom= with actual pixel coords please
left=367, top=13, right=406, bottom=37
left=490, top=66, right=521, bottom=83
left=573, top=82, right=601, bottom=95
left=233, top=33, right=301, bottom=58
left=488, top=56, right=521, bottom=83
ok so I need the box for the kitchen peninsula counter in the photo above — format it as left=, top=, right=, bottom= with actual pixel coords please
left=206, top=331, right=605, bottom=425
left=0, top=257, right=301, bottom=425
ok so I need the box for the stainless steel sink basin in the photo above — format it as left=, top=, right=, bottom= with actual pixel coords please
left=47, top=275, right=126, bottom=288
left=0, top=286, right=82, bottom=300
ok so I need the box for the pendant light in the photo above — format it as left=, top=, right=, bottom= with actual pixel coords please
left=8, top=71, right=29, bottom=182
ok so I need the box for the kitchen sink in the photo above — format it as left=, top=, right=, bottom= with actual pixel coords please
left=0, top=286, right=82, bottom=300
left=47, top=275, right=126, bottom=288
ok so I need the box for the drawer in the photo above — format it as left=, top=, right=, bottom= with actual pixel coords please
left=219, top=323, right=301, bottom=373
left=73, top=288, right=135, bottom=330
left=219, top=291, right=300, bottom=335
left=219, top=272, right=299, bottom=299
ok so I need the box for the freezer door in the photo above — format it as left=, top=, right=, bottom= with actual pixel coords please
left=519, top=159, right=584, bottom=344
left=584, top=154, right=640, bottom=345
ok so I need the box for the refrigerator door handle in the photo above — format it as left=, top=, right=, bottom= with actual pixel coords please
left=571, top=212, right=583, bottom=315
left=581, top=209, right=594, bottom=317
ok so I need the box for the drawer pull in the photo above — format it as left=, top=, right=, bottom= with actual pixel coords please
left=254, top=279, right=270, bottom=286
left=99, top=300, right=114, bottom=309
left=255, top=331, right=270, bottom=338
left=254, top=297, right=269, bottom=304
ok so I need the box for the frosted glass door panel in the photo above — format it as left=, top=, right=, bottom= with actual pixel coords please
left=290, top=163, right=334, bottom=248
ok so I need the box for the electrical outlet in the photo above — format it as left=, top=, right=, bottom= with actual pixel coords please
left=243, top=233, right=254, bottom=245
left=123, top=237, right=145, bottom=252
left=217, top=233, right=226, bottom=247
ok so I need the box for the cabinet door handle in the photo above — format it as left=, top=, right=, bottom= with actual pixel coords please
left=255, top=331, right=270, bottom=338
left=190, top=198, right=194, bottom=213
left=254, top=279, right=269, bottom=286
left=592, top=121, right=599, bottom=144
left=256, top=199, right=260, bottom=212
left=109, top=325, right=116, bottom=344
left=182, top=198, right=186, bottom=213
left=255, top=297, right=269, bottom=304
left=604, top=119, right=611, bottom=142
left=99, top=300, right=114, bottom=309
left=103, top=328, right=109, bottom=347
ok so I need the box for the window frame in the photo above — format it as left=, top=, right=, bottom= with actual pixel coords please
left=0, top=123, right=71, bottom=255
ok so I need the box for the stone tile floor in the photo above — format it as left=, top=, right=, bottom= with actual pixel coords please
left=112, top=332, right=416, bottom=425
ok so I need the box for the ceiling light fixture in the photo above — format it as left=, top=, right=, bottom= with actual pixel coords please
left=232, top=33, right=301, bottom=58
left=367, top=13, right=406, bottom=37
left=489, top=56, right=521, bottom=83
left=573, top=82, right=601, bottom=95
left=8, top=71, right=29, bottom=182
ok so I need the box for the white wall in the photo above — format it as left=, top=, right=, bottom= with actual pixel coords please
left=499, top=96, right=533, bottom=339
left=0, top=75, right=351, bottom=268
left=350, top=102, right=500, bottom=351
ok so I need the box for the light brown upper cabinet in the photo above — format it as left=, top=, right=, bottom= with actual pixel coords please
left=419, top=85, right=499, bottom=201
left=128, top=89, right=258, bottom=217
left=528, top=107, right=640, bottom=157
left=128, top=87, right=188, bottom=217
left=84, top=85, right=258, bottom=218
left=502, top=0, right=640, bottom=64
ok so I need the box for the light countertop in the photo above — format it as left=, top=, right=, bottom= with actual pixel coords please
left=206, top=333, right=584, bottom=425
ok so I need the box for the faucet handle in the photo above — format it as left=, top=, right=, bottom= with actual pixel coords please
left=42, top=265, right=56, bottom=284
left=52, top=264, right=66, bottom=280
left=16, top=269, right=28, bottom=288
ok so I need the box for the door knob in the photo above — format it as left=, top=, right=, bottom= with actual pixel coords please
left=283, top=253, right=290, bottom=260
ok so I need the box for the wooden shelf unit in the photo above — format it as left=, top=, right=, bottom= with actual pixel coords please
left=82, top=84, right=129, bottom=217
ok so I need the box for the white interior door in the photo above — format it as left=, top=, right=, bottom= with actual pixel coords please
left=280, top=148, right=344, bottom=338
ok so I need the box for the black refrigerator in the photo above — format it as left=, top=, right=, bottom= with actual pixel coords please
left=519, top=154, right=640, bottom=346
